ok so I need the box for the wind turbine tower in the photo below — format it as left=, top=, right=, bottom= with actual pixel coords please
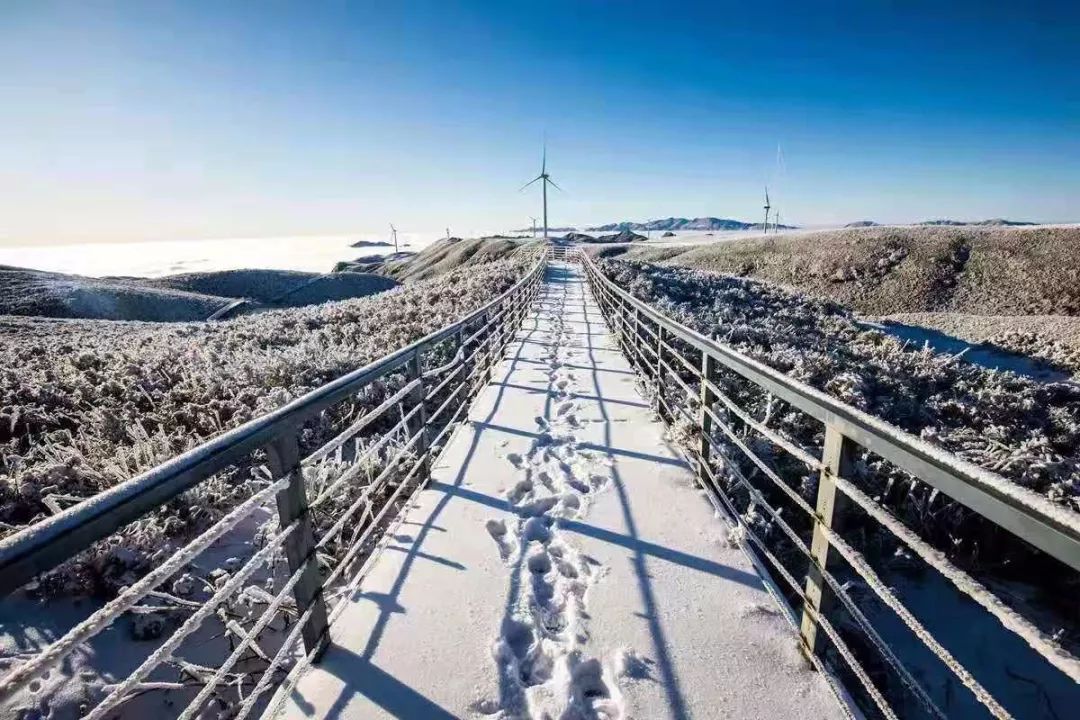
left=763, top=187, right=771, bottom=235
left=529, top=216, right=538, bottom=238
left=389, top=223, right=399, bottom=253
left=520, top=143, right=562, bottom=239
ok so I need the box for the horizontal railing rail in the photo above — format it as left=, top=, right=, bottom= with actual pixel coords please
left=580, top=250, right=1080, bottom=720
left=0, top=249, right=546, bottom=718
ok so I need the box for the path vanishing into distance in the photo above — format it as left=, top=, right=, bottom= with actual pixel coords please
left=269, top=262, right=845, bottom=719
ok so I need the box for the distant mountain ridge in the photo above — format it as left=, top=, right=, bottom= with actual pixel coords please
left=916, top=218, right=1037, bottom=227
left=587, top=217, right=796, bottom=232
left=846, top=219, right=1038, bottom=228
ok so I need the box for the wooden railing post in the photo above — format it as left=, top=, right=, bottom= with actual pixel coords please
left=697, top=353, right=716, bottom=486
left=633, top=307, right=642, bottom=371
left=800, top=424, right=855, bottom=657
left=406, top=349, right=430, bottom=479
left=654, top=325, right=663, bottom=382
left=480, top=310, right=493, bottom=378
left=619, top=298, right=629, bottom=347
left=267, top=434, right=330, bottom=658
left=654, top=325, right=667, bottom=420
left=454, top=327, right=465, bottom=359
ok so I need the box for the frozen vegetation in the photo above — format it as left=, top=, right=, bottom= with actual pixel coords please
left=597, top=258, right=1080, bottom=509
left=0, top=265, right=231, bottom=321
left=0, top=266, right=398, bottom=321
left=0, top=256, right=530, bottom=593
left=613, top=225, right=1080, bottom=317
left=871, top=312, right=1080, bottom=380
left=596, top=257, right=1080, bottom=718
left=0, top=237, right=537, bottom=720
left=335, top=236, right=532, bottom=282
left=605, top=225, right=1080, bottom=389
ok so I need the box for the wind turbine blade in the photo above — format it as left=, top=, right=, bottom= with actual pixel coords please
left=519, top=175, right=543, bottom=191
left=542, top=137, right=547, bottom=175
left=546, top=177, right=563, bottom=192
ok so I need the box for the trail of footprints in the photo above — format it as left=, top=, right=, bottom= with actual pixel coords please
left=481, top=282, right=627, bottom=720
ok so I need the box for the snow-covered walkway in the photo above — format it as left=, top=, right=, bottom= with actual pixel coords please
left=270, top=263, right=845, bottom=719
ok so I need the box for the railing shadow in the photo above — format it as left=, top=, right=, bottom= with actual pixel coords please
left=287, top=279, right=549, bottom=719
left=578, top=271, right=692, bottom=720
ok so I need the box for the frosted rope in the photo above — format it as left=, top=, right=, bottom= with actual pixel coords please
left=704, top=450, right=947, bottom=718
left=425, top=355, right=465, bottom=399
left=832, top=473, right=1080, bottom=683
left=741, top=515, right=901, bottom=720
left=84, top=520, right=298, bottom=720
left=309, top=426, right=424, bottom=565
left=422, top=347, right=465, bottom=380
left=310, top=401, right=421, bottom=506
left=706, top=411, right=818, bottom=518
left=705, top=382, right=823, bottom=470
left=234, top=445, right=430, bottom=720
left=426, top=375, right=470, bottom=427
left=243, top=273, right=535, bottom=719
left=304, top=377, right=420, bottom=466
left=0, top=476, right=288, bottom=697
left=671, top=407, right=862, bottom=718
left=246, top=444, right=432, bottom=720
left=176, top=541, right=310, bottom=720
left=819, top=521, right=1011, bottom=718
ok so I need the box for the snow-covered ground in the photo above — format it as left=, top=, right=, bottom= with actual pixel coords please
left=267, top=263, right=844, bottom=719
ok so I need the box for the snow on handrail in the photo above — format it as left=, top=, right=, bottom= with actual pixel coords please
left=0, top=252, right=546, bottom=594
left=580, top=251, right=1080, bottom=571
left=580, top=248, right=1079, bottom=719
left=0, top=249, right=546, bottom=719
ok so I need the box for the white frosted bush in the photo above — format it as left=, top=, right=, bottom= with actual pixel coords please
left=0, top=257, right=529, bottom=594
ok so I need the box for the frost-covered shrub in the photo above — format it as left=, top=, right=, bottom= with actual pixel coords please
left=602, top=258, right=1080, bottom=717
left=616, top=225, right=1080, bottom=317
left=0, top=257, right=530, bottom=593
left=601, top=258, right=1080, bottom=510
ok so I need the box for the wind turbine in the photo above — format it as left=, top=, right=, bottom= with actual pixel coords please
left=529, top=216, right=538, bottom=238
left=389, top=223, right=399, bottom=253
left=763, top=186, right=771, bottom=235
left=520, top=143, right=562, bottom=239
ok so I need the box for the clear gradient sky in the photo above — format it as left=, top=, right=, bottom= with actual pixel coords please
left=2, top=1, right=1077, bottom=245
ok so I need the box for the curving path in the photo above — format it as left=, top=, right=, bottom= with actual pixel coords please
left=269, top=262, right=845, bottom=719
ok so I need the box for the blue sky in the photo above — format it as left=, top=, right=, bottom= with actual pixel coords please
left=1, top=1, right=1077, bottom=244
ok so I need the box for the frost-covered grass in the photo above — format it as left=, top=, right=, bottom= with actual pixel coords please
left=600, top=259, right=1080, bottom=510
left=0, top=252, right=536, bottom=720
left=0, top=257, right=530, bottom=594
left=336, top=236, right=530, bottom=282
left=0, top=265, right=400, bottom=321
left=875, top=312, right=1080, bottom=380
left=612, top=225, right=1080, bottom=316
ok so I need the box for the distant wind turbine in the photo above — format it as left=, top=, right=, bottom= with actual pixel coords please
left=529, top=216, right=538, bottom=238
left=446, top=227, right=451, bottom=241
left=520, top=142, right=562, bottom=239
left=389, top=223, right=399, bottom=253
left=763, top=186, right=771, bottom=235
